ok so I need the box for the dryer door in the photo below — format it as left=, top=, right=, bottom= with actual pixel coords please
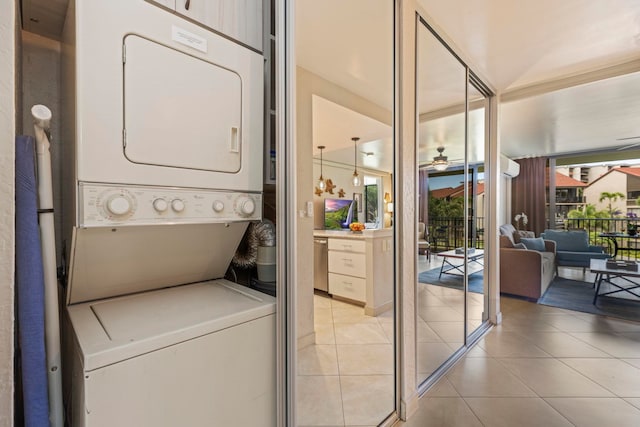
left=123, top=35, right=242, bottom=173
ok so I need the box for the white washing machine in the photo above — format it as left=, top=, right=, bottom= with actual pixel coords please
left=60, top=1, right=275, bottom=425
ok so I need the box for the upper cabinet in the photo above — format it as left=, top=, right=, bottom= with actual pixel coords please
left=171, top=0, right=263, bottom=51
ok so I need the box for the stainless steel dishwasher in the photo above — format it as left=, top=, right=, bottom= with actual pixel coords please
left=314, top=238, right=328, bottom=292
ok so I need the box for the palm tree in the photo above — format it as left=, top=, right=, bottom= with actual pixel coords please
left=599, top=191, right=625, bottom=218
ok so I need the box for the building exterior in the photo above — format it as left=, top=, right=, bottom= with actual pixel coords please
left=584, top=167, right=640, bottom=217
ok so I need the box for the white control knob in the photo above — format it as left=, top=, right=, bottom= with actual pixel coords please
left=212, top=200, right=225, bottom=213
left=236, top=197, right=256, bottom=216
left=107, top=196, right=132, bottom=216
left=153, top=198, right=168, bottom=212
left=171, top=199, right=185, bottom=212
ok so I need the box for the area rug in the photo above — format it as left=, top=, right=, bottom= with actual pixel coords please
left=538, top=276, right=640, bottom=322
left=417, top=267, right=484, bottom=294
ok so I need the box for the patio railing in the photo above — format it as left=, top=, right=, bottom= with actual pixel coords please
left=428, top=217, right=485, bottom=252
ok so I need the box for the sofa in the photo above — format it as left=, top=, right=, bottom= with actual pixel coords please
left=540, top=229, right=609, bottom=271
left=418, top=222, right=430, bottom=256
left=499, top=224, right=557, bottom=300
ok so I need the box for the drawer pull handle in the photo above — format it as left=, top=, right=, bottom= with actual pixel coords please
left=342, top=258, right=353, bottom=263
left=185, top=0, right=191, bottom=10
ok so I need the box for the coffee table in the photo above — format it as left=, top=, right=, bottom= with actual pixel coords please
left=590, top=258, right=640, bottom=304
left=437, top=249, right=484, bottom=279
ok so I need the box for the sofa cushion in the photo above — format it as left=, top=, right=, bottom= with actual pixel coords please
left=513, top=242, right=527, bottom=250
left=541, top=229, right=589, bottom=252
left=499, top=224, right=517, bottom=246
left=521, top=237, right=546, bottom=252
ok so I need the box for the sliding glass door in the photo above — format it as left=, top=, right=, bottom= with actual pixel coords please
left=415, top=16, right=493, bottom=387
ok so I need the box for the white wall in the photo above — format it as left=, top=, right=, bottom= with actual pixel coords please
left=0, top=0, right=16, bottom=424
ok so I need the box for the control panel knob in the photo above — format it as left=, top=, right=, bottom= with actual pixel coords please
left=106, top=195, right=132, bottom=216
left=171, top=199, right=185, bottom=213
left=153, top=198, right=168, bottom=213
left=212, top=200, right=225, bottom=212
left=236, top=196, right=256, bottom=216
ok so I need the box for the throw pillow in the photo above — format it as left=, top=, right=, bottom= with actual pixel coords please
left=520, top=237, right=546, bottom=252
left=513, top=242, right=527, bottom=250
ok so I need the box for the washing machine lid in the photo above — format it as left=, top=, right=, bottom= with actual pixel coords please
left=66, top=222, right=248, bottom=304
left=68, top=280, right=276, bottom=371
left=123, top=34, right=242, bottom=173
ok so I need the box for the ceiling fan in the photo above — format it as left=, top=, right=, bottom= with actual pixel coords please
left=615, top=136, right=640, bottom=151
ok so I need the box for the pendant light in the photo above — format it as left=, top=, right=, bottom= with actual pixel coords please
left=351, top=137, right=361, bottom=187
left=317, top=145, right=326, bottom=191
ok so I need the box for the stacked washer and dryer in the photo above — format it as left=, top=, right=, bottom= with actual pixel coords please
left=60, top=1, right=275, bottom=426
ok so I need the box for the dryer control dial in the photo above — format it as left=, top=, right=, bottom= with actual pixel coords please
left=107, top=195, right=133, bottom=216
left=212, top=200, right=225, bottom=213
left=152, top=198, right=168, bottom=213
left=171, top=199, right=185, bottom=213
left=235, top=196, right=256, bottom=216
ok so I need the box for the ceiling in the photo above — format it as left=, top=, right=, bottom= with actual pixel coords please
left=297, top=0, right=640, bottom=171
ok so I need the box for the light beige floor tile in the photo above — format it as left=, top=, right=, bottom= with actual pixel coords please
left=314, top=322, right=336, bottom=344
left=400, top=397, right=483, bottom=427
left=314, top=307, right=334, bottom=324
left=623, top=358, right=640, bottom=369
left=464, top=344, right=490, bottom=358
left=427, top=321, right=465, bottom=343
left=625, top=397, right=640, bottom=410
left=464, top=397, right=573, bottom=427
left=314, top=294, right=333, bottom=309
left=376, top=308, right=394, bottom=323
left=333, top=322, right=389, bottom=344
left=522, top=331, right=611, bottom=358
left=424, top=377, right=460, bottom=397
left=497, top=357, right=614, bottom=397
left=561, top=358, right=640, bottom=397
left=332, top=305, right=378, bottom=324
left=569, top=332, right=640, bottom=358
left=496, top=317, right=562, bottom=332
left=466, top=304, right=485, bottom=320
left=418, top=306, right=465, bottom=322
left=477, top=330, right=552, bottom=358
left=298, top=344, right=339, bottom=376
left=445, top=358, right=536, bottom=397
left=379, top=320, right=394, bottom=343
left=296, top=375, right=344, bottom=426
left=340, top=375, right=394, bottom=426
left=417, top=292, right=448, bottom=308
left=545, top=397, right=640, bottom=427
left=542, top=313, right=614, bottom=333
left=336, top=344, right=393, bottom=375
left=417, top=319, right=444, bottom=343
left=417, top=342, right=458, bottom=377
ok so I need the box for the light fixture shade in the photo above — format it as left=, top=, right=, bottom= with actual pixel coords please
left=431, top=146, right=449, bottom=171
left=317, top=177, right=326, bottom=190
left=352, top=173, right=361, bottom=186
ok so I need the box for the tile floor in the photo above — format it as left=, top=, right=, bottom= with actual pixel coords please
left=297, top=294, right=395, bottom=427
left=397, top=295, right=640, bottom=427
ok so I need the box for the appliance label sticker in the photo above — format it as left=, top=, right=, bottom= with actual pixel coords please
left=172, top=26, right=207, bottom=53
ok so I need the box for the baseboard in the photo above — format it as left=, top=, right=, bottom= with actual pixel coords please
left=399, top=392, right=420, bottom=421
left=364, top=300, right=393, bottom=317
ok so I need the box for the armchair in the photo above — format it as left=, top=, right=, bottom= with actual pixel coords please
left=418, top=222, right=430, bottom=256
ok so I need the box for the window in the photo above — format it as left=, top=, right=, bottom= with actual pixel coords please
left=364, top=184, right=378, bottom=223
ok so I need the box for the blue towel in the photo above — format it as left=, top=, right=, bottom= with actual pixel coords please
left=15, top=135, right=51, bottom=427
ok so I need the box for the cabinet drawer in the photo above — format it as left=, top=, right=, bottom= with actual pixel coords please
left=329, top=273, right=366, bottom=302
left=328, top=238, right=365, bottom=253
left=328, top=252, right=366, bottom=277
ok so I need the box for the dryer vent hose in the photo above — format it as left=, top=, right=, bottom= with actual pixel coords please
left=232, top=220, right=276, bottom=268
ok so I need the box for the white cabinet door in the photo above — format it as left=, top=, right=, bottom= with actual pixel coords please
left=176, top=0, right=263, bottom=51
left=328, top=273, right=366, bottom=302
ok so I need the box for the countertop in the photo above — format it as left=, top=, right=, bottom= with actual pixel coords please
left=313, top=228, right=393, bottom=239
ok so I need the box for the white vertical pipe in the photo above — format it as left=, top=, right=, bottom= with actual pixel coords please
left=31, top=104, right=64, bottom=427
